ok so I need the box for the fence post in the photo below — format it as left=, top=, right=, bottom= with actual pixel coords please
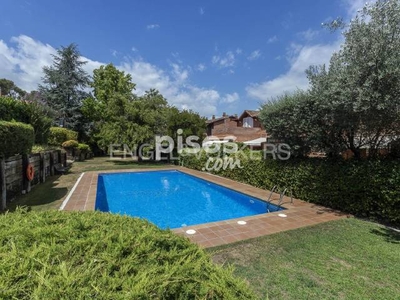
left=40, top=152, right=45, bottom=183
left=57, top=150, right=61, bottom=166
left=0, top=158, right=6, bottom=210
left=50, top=152, right=55, bottom=176
left=22, top=154, right=31, bottom=193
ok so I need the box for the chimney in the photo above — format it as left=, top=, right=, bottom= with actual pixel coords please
left=222, top=112, right=226, bottom=117
left=212, top=115, right=215, bottom=120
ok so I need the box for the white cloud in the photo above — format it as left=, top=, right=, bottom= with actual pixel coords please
left=199, top=7, right=205, bottom=15
left=196, top=63, right=206, bottom=72
left=111, top=49, right=118, bottom=57
left=297, top=29, right=319, bottom=42
left=247, top=50, right=261, bottom=61
left=246, top=41, right=341, bottom=101
left=131, top=47, right=138, bottom=52
left=235, top=48, right=242, bottom=54
left=170, top=63, right=189, bottom=83
left=267, top=35, right=278, bottom=43
left=146, top=24, right=160, bottom=30
left=0, top=35, right=104, bottom=92
left=0, top=35, right=236, bottom=116
left=221, top=92, right=239, bottom=103
left=212, top=51, right=235, bottom=68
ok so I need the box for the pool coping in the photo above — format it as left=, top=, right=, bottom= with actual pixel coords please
left=61, top=166, right=349, bottom=248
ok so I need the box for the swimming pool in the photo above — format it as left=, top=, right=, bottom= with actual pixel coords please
left=95, top=170, right=283, bottom=229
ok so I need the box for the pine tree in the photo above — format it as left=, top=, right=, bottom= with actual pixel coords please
left=39, top=44, right=90, bottom=131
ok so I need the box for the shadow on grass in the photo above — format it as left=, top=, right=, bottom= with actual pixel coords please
left=6, top=175, right=68, bottom=212
left=370, top=227, right=400, bottom=244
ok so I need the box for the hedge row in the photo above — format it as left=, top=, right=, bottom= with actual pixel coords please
left=0, top=121, right=34, bottom=157
left=48, top=127, right=78, bottom=146
left=181, top=151, right=400, bottom=225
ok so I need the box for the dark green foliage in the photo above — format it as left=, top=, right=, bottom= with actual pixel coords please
left=260, top=1, right=400, bottom=158
left=39, top=44, right=90, bottom=131
left=181, top=152, right=400, bottom=225
left=0, top=95, right=53, bottom=144
left=0, top=96, right=30, bottom=123
left=0, top=210, right=255, bottom=299
left=168, top=107, right=207, bottom=141
left=259, top=91, right=317, bottom=157
left=48, top=127, right=78, bottom=146
left=0, top=121, right=34, bottom=157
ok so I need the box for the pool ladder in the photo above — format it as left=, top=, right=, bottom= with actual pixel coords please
left=266, top=186, right=293, bottom=212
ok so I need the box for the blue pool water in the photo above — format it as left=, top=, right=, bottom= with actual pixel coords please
left=95, top=170, right=283, bottom=229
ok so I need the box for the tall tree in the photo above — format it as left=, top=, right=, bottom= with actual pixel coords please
left=260, top=0, right=400, bottom=158
left=39, top=44, right=90, bottom=131
left=0, top=78, right=26, bottom=99
left=311, top=0, right=400, bottom=158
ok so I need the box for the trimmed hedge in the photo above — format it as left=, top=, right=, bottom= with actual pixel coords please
left=77, top=143, right=90, bottom=152
left=48, top=127, right=78, bottom=146
left=62, top=140, right=79, bottom=148
left=181, top=151, right=400, bottom=225
left=0, top=121, right=34, bottom=157
left=0, top=210, right=255, bottom=299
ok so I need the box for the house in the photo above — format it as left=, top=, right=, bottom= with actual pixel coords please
left=206, top=110, right=268, bottom=145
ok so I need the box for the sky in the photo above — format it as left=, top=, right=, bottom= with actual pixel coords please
left=0, top=0, right=366, bottom=117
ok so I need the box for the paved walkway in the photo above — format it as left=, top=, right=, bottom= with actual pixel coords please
left=62, top=167, right=349, bottom=248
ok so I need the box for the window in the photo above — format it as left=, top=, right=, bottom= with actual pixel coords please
left=243, top=117, right=254, bottom=128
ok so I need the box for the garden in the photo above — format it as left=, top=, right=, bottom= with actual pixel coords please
left=0, top=1, right=400, bottom=299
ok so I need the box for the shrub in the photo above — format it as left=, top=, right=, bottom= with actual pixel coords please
left=62, top=140, right=79, bottom=148
left=48, top=127, right=78, bottom=146
left=31, top=145, right=60, bottom=153
left=0, top=96, right=53, bottom=144
left=181, top=151, right=400, bottom=225
left=0, top=121, right=34, bottom=157
left=0, top=210, right=255, bottom=299
left=0, top=96, right=30, bottom=123
left=77, top=143, right=90, bottom=152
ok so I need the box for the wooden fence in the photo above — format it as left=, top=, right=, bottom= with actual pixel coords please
left=0, top=150, right=67, bottom=210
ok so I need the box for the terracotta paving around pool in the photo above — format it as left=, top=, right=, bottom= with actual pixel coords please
left=61, top=166, right=350, bottom=248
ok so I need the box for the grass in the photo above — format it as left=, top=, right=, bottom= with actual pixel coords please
left=7, top=156, right=171, bottom=212
left=6, top=157, right=400, bottom=299
left=0, top=210, right=255, bottom=299
left=211, top=218, right=400, bottom=300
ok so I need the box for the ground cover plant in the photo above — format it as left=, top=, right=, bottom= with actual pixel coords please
left=0, top=209, right=255, bottom=299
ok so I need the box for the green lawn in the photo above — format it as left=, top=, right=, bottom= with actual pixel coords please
left=211, top=218, right=400, bottom=300
left=7, top=157, right=400, bottom=299
left=7, top=157, right=171, bottom=212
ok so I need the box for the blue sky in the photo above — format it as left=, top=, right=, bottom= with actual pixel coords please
left=0, top=0, right=365, bottom=117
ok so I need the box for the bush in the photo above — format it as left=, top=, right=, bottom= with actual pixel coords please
left=31, top=144, right=60, bottom=153
left=181, top=151, right=400, bottom=225
left=77, top=143, right=90, bottom=152
left=48, top=127, right=78, bottom=146
left=0, top=96, right=53, bottom=144
left=0, top=121, right=34, bottom=157
left=0, top=210, right=255, bottom=299
left=62, top=140, right=79, bottom=148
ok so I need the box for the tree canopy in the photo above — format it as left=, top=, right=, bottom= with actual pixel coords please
left=260, top=0, right=400, bottom=158
left=39, top=44, right=90, bottom=131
